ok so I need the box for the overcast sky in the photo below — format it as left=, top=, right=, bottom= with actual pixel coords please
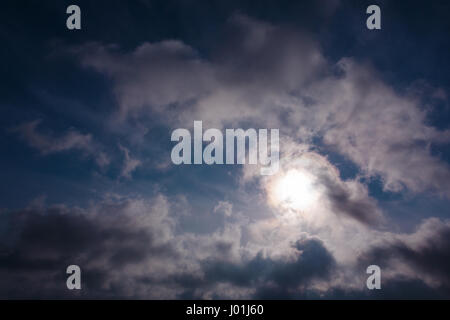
left=0, top=0, right=450, bottom=299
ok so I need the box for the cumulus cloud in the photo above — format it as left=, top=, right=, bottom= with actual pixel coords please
left=199, top=237, right=336, bottom=299
left=2, top=190, right=449, bottom=299
left=0, top=194, right=178, bottom=298
left=76, top=13, right=325, bottom=129
left=75, top=14, right=450, bottom=198
left=66, top=14, right=450, bottom=298
left=0, top=193, right=310, bottom=298
left=2, top=12, right=447, bottom=299
left=2, top=208, right=435, bottom=300
left=310, top=59, right=450, bottom=195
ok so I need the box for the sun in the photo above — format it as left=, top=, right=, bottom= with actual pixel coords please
left=270, top=169, right=320, bottom=212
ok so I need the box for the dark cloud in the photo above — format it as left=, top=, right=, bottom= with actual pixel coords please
left=0, top=200, right=178, bottom=299
left=177, top=237, right=336, bottom=299
left=252, top=238, right=336, bottom=299
left=325, top=181, right=383, bottom=226
left=0, top=203, right=337, bottom=299
left=357, top=219, right=450, bottom=296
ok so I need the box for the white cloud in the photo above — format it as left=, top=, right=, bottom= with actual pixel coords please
left=213, top=200, right=233, bottom=217
left=75, top=14, right=450, bottom=197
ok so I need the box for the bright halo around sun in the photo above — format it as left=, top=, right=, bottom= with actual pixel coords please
left=269, top=169, right=320, bottom=212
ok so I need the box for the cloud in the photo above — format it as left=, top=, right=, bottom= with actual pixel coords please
left=2, top=190, right=450, bottom=299
left=357, top=218, right=450, bottom=291
left=8, top=12, right=444, bottom=299
left=200, top=237, right=336, bottom=299
left=75, top=13, right=325, bottom=128
left=261, top=144, right=385, bottom=226
left=213, top=201, right=233, bottom=217
left=74, top=14, right=450, bottom=198
left=118, top=144, right=142, bottom=179
left=11, top=119, right=110, bottom=168
left=76, top=40, right=215, bottom=120
left=311, top=59, right=450, bottom=196
left=0, top=192, right=339, bottom=299
left=0, top=194, right=177, bottom=298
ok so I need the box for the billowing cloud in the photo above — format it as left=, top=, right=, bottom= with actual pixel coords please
left=200, top=237, right=336, bottom=299
left=75, top=14, right=450, bottom=198
left=310, top=59, right=450, bottom=195
left=2, top=6, right=449, bottom=300
left=0, top=194, right=336, bottom=299
left=0, top=194, right=177, bottom=298
left=2, top=191, right=449, bottom=299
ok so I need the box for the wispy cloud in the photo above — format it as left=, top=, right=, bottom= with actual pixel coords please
left=11, top=119, right=110, bottom=168
left=118, top=143, right=141, bottom=179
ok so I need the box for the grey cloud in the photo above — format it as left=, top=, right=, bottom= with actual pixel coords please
left=0, top=196, right=339, bottom=299
left=2, top=194, right=449, bottom=299
left=169, top=237, right=335, bottom=299
left=215, top=14, right=325, bottom=93
left=0, top=196, right=178, bottom=299
left=76, top=40, right=215, bottom=120
left=357, top=218, right=450, bottom=292
left=323, top=177, right=384, bottom=226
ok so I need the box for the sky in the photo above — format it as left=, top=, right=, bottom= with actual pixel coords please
left=0, top=0, right=450, bottom=299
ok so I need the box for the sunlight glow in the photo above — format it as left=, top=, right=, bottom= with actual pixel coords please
left=271, top=169, right=320, bottom=212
